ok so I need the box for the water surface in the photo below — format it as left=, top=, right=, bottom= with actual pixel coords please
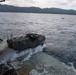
left=0, top=12, right=76, bottom=73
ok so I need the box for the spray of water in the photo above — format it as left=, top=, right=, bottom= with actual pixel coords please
left=0, top=44, right=46, bottom=69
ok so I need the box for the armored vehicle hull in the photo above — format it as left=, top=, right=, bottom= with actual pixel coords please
left=7, top=33, right=45, bottom=51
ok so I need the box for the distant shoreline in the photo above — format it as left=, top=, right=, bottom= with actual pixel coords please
left=0, top=4, right=76, bottom=15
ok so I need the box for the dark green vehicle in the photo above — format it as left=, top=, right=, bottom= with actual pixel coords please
left=7, top=33, right=45, bottom=51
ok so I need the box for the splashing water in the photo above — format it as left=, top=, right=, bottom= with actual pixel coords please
left=29, top=65, right=50, bottom=75
left=0, top=44, right=46, bottom=69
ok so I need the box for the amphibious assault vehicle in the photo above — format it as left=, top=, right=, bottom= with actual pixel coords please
left=7, top=33, right=45, bottom=51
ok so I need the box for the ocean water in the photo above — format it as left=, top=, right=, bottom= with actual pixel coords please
left=0, top=12, right=76, bottom=74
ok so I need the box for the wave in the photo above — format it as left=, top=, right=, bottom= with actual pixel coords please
left=67, top=62, right=76, bottom=72
left=29, top=64, right=51, bottom=75
left=29, top=68, right=49, bottom=75
left=0, top=44, right=46, bottom=69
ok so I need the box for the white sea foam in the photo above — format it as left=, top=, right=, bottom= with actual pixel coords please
left=29, top=68, right=50, bottom=75
left=22, top=44, right=46, bottom=63
left=67, top=62, right=76, bottom=72
left=0, top=44, right=46, bottom=68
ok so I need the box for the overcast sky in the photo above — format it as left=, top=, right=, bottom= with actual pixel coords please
left=1, top=0, right=76, bottom=10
